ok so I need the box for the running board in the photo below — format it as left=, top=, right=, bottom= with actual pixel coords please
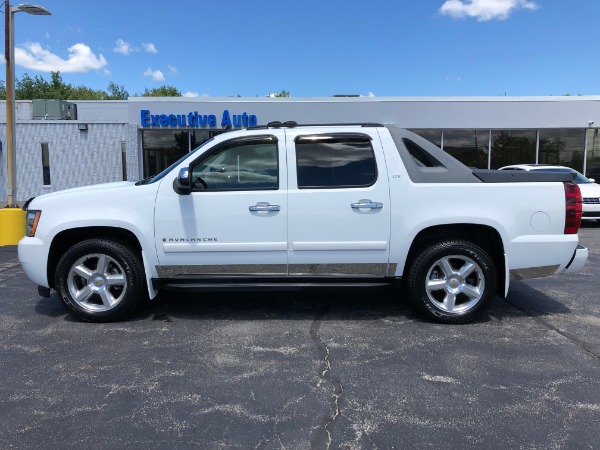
left=152, top=277, right=398, bottom=292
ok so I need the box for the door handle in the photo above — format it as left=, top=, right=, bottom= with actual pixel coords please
left=249, top=202, right=280, bottom=212
left=351, top=199, right=383, bottom=209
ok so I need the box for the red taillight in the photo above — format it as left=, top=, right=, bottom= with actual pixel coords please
left=564, top=182, right=582, bottom=234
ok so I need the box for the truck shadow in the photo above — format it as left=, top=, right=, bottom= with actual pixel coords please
left=34, top=281, right=570, bottom=324
left=133, top=281, right=571, bottom=324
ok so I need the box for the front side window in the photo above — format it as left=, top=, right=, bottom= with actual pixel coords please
left=190, top=138, right=278, bottom=191
left=295, top=134, right=376, bottom=189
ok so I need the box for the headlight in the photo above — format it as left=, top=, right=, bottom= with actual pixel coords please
left=25, top=210, right=42, bottom=237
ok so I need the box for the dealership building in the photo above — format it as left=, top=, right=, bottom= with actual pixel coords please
left=1, top=96, right=599, bottom=204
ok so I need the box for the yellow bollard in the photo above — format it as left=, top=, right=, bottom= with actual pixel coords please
left=0, top=207, right=26, bottom=246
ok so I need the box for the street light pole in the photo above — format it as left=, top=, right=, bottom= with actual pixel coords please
left=4, top=1, right=51, bottom=207
left=5, top=0, right=16, bottom=207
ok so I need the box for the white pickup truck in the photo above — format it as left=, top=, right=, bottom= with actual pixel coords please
left=18, top=123, right=588, bottom=323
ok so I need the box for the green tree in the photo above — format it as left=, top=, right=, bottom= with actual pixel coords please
left=106, top=82, right=129, bottom=100
left=273, top=89, right=290, bottom=97
left=136, top=85, right=181, bottom=97
left=7, top=71, right=129, bottom=100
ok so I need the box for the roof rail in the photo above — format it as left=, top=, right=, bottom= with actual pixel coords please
left=247, top=122, right=384, bottom=130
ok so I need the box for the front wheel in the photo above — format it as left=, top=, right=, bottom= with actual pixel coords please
left=407, top=240, right=497, bottom=324
left=55, top=238, right=146, bottom=322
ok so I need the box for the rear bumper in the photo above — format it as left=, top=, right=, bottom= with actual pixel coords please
left=509, top=245, right=588, bottom=280
left=563, top=245, right=588, bottom=273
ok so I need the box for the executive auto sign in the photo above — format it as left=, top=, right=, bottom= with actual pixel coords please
left=141, top=109, right=258, bottom=128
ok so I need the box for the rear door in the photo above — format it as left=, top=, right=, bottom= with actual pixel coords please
left=285, top=128, right=392, bottom=278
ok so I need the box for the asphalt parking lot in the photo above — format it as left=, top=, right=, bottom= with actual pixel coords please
left=1, top=224, right=599, bottom=449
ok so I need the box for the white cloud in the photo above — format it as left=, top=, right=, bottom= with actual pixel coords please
left=168, top=64, right=178, bottom=76
left=15, top=42, right=107, bottom=72
left=439, top=0, right=538, bottom=21
left=183, top=92, right=210, bottom=97
left=143, top=67, right=165, bottom=82
left=143, top=42, right=158, bottom=54
left=114, top=38, right=136, bottom=55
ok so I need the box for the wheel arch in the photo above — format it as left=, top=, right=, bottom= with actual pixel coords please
left=47, top=226, right=143, bottom=289
left=403, top=224, right=506, bottom=297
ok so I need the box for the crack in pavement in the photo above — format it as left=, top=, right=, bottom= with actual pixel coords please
left=0, top=272, right=25, bottom=286
left=309, top=305, right=344, bottom=450
left=506, top=298, right=600, bottom=361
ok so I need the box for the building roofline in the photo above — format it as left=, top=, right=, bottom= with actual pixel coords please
left=126, top=95, right=600, bottom=103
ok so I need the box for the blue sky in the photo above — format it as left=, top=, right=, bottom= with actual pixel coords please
left=1, top=0, right=598, bottom=97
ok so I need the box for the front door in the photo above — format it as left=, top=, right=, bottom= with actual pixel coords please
left=154, top=131, right=288, bottom=278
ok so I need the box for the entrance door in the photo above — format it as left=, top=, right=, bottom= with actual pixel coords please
left=154, top=131, right=288, bottom=278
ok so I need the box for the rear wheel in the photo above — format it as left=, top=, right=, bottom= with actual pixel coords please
left=55, top=238, right=146, bottom=322
left=407, top=240, right=497, bottom=323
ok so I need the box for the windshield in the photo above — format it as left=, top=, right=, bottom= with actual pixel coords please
left=532, top=167, right=592, bottom=184
left=140, top=138, right=215, bottom=185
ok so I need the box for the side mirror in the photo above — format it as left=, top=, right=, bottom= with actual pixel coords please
left=589, top=178, right=596, bottom=183
left=173, top=167, right=191, bottom=195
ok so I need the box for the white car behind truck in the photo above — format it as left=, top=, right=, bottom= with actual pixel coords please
left=18, top=123, right=588, bottom=323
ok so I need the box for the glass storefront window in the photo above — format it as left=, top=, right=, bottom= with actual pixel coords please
left=408, top=129, right=442, bottom=148
left=142, top=129, right=223, bottom=177
left=442, top=129, right=489, bottom=169
left=538, top=129, right=586, bottom=173
left=586, top=129, right=600, bottom=180
left=490, top=130, right=537, bottom=169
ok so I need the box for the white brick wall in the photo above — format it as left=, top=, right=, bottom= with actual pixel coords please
left=0, top=123, right=139, bottom=203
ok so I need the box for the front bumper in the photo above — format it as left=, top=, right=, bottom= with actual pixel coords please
left=18, top=236, right=51, bottom=287
left=582, top=201, right=600, bottom=219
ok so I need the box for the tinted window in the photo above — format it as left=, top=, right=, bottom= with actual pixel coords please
left=490, top=130, right=537, bottom=169
left=295, top=135, right=376, bottom=189
left=539, top=129, right=586, bottom=173
left=586, top=129, right=599, bottom=179
left=403, top=139, right=443, bottom=168
left=191, top=138, right=278, bottom=191
left=443, top=129, right=490, bottom=169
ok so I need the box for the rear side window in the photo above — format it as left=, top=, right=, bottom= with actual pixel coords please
left=295, top=134, right=376, bottom=189
left=403, top=139, right=443, bottom=168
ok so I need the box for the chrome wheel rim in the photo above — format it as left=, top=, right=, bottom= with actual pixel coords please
left=425, top=255, right=485, bottom=314
left=67, top=253, right=127, bottom=312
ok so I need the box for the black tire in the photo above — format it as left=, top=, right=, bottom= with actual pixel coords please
left=54, top=238, right=146, bottom=322
left=407, top=240, right=497, bottom=324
